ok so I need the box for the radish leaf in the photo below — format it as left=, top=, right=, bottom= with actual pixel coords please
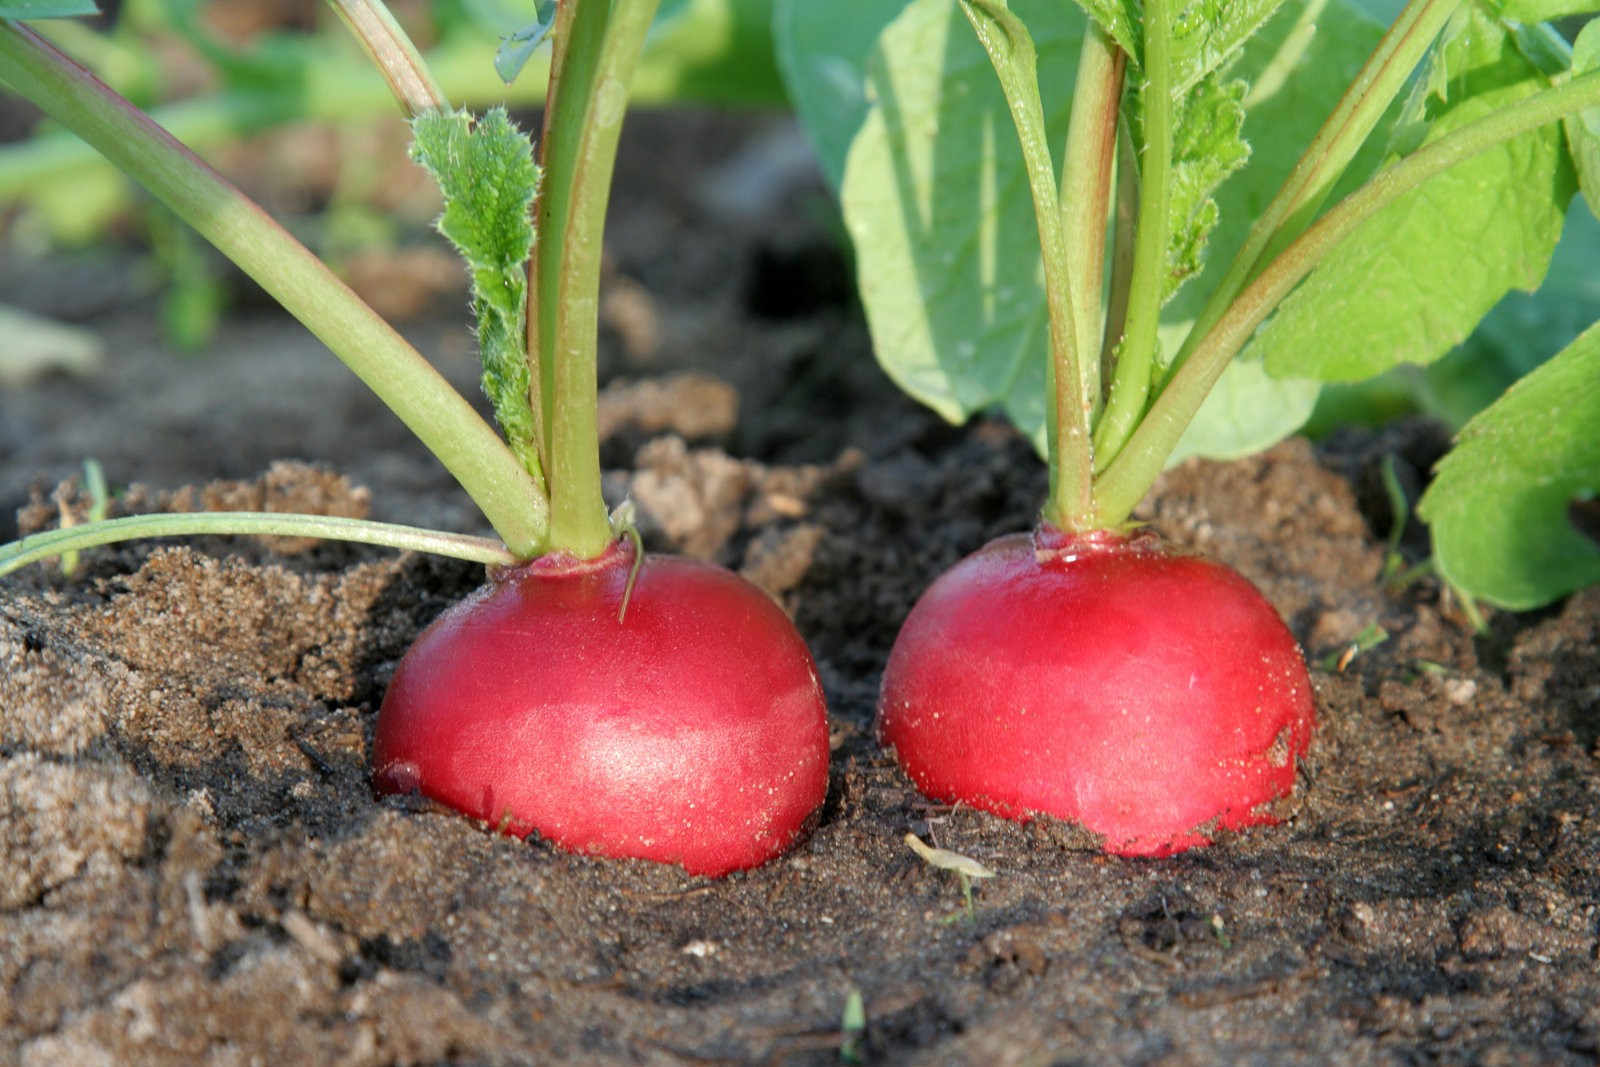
left=1072, top=0, right=1290, bottom=95
left=1168, top=352, right=1320, bottom=465
left=410, top=108, right=542, bottom=481
left=0, top=1, right=98, bottom=16
left=840, top=0, right=1081, bottom=439
left=1492, top=0, right=1600, bottom=19
left=840, top=0, right=1373, bottom=458
left=1252, top=6, right=1576, bottom=382
left=773, top=0, right=908, bottom=187
left=1567, top=19, right=1600, bottom=221
left=1418, top=320, right=1600, bottom=609
left=1166, top=73, right=1250, bottom=301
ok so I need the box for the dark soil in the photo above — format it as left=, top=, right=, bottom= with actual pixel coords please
left=4, top=110, right=1600, bottom=1066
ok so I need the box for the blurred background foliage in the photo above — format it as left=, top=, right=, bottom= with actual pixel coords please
left=0, top=0, right=1596, bottom=444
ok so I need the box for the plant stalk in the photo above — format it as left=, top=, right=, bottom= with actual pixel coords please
left=0, top=512, right=518, bottom=578
left=326, top=0, right=449, bottom=117
left=959, top=0, right=1091, bottom=530
left=1091, top=0, right=1174, bottom=475
left=0, top=19, right=549, bottom=556
left=1100, top=123, right=1138, bottom=390
left=1092, top=68, right=1600, bottom=526
left=1057, top=24, right=1124, bottom=426
left=1163, top=0, right=1462, bottom=382
left=531, top=0, right=662, bottom=557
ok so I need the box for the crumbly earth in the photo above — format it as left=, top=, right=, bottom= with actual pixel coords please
left=3, top=111, right=1599, bottom=1065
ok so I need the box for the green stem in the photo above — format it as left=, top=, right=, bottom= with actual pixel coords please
left=0, top=512, right=518, bottom=578
left=959, top=0, right=1090, bottom=529
left=1091, top=0, right=1174, bottom=475
left=0, top=19, right=547, bottom=557
left=1093, top=69, right=1600, bottom=527
left=326, top=0, right=450, bottom=117
left=1057, top=25, right=1124, bottom=427
left=532, top=0, right=661, bottom=558
left=0, top=6, right=770, bottom=226
left=1163, top=0, right=1461, bottom=382
left=1100, top=123, right=1138, bottom=391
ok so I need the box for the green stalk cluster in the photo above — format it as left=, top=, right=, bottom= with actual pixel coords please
left=0, top=0, right=663, bottom=567
left=965, top=0, right=1600, bottom=534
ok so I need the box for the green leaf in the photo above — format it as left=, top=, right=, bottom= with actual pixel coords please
left=1567, top=19, right=1600, bottom=221
left=839, top=0, right=1379, bottom=459
left=1252, top=6, right=1576, bottom=382
left=1071, top=0, right=1290, bottom=94
left=1166, top=73, right=1249, bottom=300
left=410, top=107, right=542, bottom=479
left=773, top=0, right=912, bottom=187
left=840, top=0, right=1083, bottom=441
left=1169, top=350, right=1322, bottom=464
left=1071, top=0, right=1139, bottom=63
left=1169, top=0, right=1294, bottom=96
left=1417, top=320, right=1600, bottom=609
left=0, top=1, right=98, bottom=16
left=1492, top=0, right=1600, bottom=21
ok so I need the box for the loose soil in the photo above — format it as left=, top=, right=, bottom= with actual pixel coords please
left=4, top=110, right=1600, bottom=1065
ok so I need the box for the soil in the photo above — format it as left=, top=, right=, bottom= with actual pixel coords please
left=4, top=109, right=1600, bottom=1066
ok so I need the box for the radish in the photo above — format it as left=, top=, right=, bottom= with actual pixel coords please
left=0, top=1, right=830, bottom=873
left=777, top=0, right=1600, bottom=851
left=879, top=528, right=1313, bottom=856
left=373, top=542, right=829, bottom=876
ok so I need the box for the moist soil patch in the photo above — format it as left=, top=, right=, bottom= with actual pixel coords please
left=4, top=111, right=1600, bottom=1065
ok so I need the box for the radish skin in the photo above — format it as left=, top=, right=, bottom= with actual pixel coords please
left=878, top=527, right=1314, bottom=856
left=374, top=540, right=830, bottom=876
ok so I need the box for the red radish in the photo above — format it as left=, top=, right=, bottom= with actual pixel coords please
left=373, top=540, right=830, bottom=877
left=878, top=526, right=1314, bottom=857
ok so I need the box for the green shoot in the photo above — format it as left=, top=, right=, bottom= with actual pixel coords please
left=904, top=831, right=996, bottom=921
left=839, top=987, right=866, bottom=1063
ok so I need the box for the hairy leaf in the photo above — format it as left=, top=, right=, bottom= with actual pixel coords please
left=1418, top=321, right=1600, bottom=609
left=410, top=108, right=542, bottom=479
left=1166, top=73, right=1249, bottom=299
left=1070, top=0, right=1289, bottom=94
left=1252, top=6, right=1576, bottom=382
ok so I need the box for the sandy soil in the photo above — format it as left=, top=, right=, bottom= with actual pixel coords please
left=3, top=110, right=1599, bottom=1065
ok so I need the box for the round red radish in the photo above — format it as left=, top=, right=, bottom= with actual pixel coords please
left=372, top=541, right=830, bottom=876
left=878, top=526, right=1314, bottom=856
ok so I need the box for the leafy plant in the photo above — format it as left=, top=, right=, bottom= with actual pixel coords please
left=0, top=0, right=829, bottom=876
left=779, top=0, right=1600, bottom=611
left=781, top=0, right=1600, bottom=852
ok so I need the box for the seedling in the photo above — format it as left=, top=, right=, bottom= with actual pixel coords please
left=780, top=0, right=1600, bottom=852
left=839, top=986, right=866, bottom=1063
left=904, top=831, right=996, bottom=920
left=0, top=0, right=830, bottom=876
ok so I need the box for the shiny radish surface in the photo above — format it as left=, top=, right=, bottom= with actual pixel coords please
left=878, top=527, right=1314, bottom=856
left=374, top=541, right=830, bottom=876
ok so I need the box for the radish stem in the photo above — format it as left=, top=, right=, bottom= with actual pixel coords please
left=532, top=0, right=661, bottom=558
left=0, top=19, right=549, bottom=558
left=1162, top=0, right=1462, bottom=385
left=326, top=0, right=449, bottom=117
left=0, top=512, right=518, bottom=577
left=959, top=0, right=1091, bottom=530
left=1091, top=0, right=1174, bottom=478
left=1093, top=68, right=1600, bottom=526
left=1057, top=25, right=1124, bottom=433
